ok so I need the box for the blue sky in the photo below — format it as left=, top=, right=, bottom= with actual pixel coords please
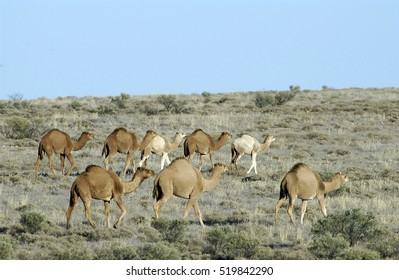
left=1, top=0, right=398, bottom=100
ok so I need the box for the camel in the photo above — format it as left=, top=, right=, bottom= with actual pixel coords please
left=183, top=129, right=231, bottom=171
left=230, top=134, right=275, bottom=174
left=274, top=163, right=349, bottom=224
left=138, top=132, right=187, bottom=170
left=153, top=157, right=228, bottom=226
left=102, top=128, right=157, bottom=177
left=66, top=165, right=155, bottom=229
left=35, top=129, right=93, bottom=178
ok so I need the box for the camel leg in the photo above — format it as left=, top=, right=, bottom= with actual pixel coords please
left=48, top=153, right=56, bottom=175
left=153, top=193, right=172, bottom=219
left=138, top=152, right=149, bottom=168
left=317, top=196, right=328, bottom=218
left=287, top=196, right=297, bottom=224
left=113, top=196, right=126, bottom=229
left=104, top=201, right=111, bottom=228
left=300, top=200, right=309, bottom=224
left=82, top=200, right=96, bottom=228
left=209, top=152, right=215, bottom=168
left=66, top=191, right=79, bottom=229
left=122, top=153, right=134, bottom=178
left=103, top=152, right=115, bottom=170
left=60, top=154, right=66, bottom=175
left=193, top=200, right=205, bottom=227
left=274, top=197, right=286, bottom=224
left=199, top=154, right=206, bottom=171
left=231, top=153, right=242, bottom=173
left=183, top=198, right=196, bottom=220
left=247, top=153, right=257, bottom=174
left=161, top=153, right=170, bottom=169
left=64, top=153, right=76, bottom=176
left=35, top=156, right=41, bottom=178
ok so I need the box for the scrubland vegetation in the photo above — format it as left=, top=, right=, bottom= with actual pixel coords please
left=0, top=87, right=398, bottom=259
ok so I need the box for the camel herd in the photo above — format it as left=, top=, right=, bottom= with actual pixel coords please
left=34, top=127, right=348, bottom=228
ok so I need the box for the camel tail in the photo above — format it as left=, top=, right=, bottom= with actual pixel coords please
left=230, top=145, right=237, bottom=164
left=183, top=140, right=189, bottom=157
left=152, top=177, right=162, bottom=201
left=69, top=181, right=78, bottom=207
left=279, top=178, right=288, bottom=200
left=37, top=141, right=45, bottom=160
left=101, top=142, right=109, bottom=159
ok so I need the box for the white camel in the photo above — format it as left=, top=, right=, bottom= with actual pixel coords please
left=138, top=132, right=186, bottom=169
left=230, top=134, right=275, bottom=174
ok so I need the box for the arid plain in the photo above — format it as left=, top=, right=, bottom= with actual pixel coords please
left=0, top=87, right=398, bottom=259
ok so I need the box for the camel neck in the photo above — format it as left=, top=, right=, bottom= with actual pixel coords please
left=323, top=178, right=342, bottom=193
left=73, top=136, right=88, bottom=151
left=169, top=135, right=182, bottom=151
left=139, top=135, right=152, bottom=150
left=259, top=141, right=272, bottom=152
left=203, top=171, right=223, bottom=192
left=214, top=137, right=227, bottom=150
left=122, top=175, right=144, bottom=193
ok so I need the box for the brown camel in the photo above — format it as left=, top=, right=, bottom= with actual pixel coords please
left=153, top=157, right=229, bottom=226
left=35, top=129, right=93, bottom=178
left=66, top=165, right=155, bottom=229
left=230, top=134, right=275, bottom=174
left=274, top=163, right=349, bottom=224
left=138, top=132, right=187, bottom=170
left=102, top=128, right=157, bottom=177
left=183, top=129, right=231, bottom=171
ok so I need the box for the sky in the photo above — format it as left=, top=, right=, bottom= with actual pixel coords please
left=1, top=0, right=398, bottom=100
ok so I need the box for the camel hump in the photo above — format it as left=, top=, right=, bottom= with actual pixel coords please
left=290, top=162, right=308, bottom=172
left=85, top=164, right=102, bottom=172
left=112, top=127, right=128, bottom=134
left=192, top=128, right=204, bottom=134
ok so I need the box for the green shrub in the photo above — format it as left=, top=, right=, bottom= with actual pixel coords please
left=111, top=93, right=130, bottom=109
left=49, top=243, right=93, bottom=260
left=151, top=218, right=188, bottom=243
left=367, top=229, right=399, bottom=259
left=138, top=242, right=181, bottom=260
left=254, top=91, right=296, bottom=108
left=255, top=93, right=276, bottom=108
left=205, top=226, right=260, bottom=259
left=95, top=241, right=138, bottom=260
left=309, top=209, right=389, bottom=259
left=309, top=234, right=349, bottom=259
left=275, top=91, right=297, bottom=105
left=311, top=209, right=379, bottom=247
left=157, top=95, right=188, bottom=114
left=157, top=95, right=177, bottom=112
left=68, top=100, right=83, bottom=110
left=1, top=116, right=44, bottom=139
left=337, top=247, right=380, bottom=260
left=20, top=212, right=47, bottom=234
left=0, top=235, right=16, bottom=259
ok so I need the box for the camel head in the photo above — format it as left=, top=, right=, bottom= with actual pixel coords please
left=264, top=135, right=276, bottom=144
left=334, top=172, right=349, bottom=183
left=176, top=132, right=187, bottom=139
left=220, top=132, right=232, bottom=140
left=133, top=167, right=156, bottom=180
left=81, top=131, right=94, bottom=140
left=213, top=163, right=229, bottom=174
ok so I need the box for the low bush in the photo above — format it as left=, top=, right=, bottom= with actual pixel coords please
left=20, top=212, right=47, bottom=234
left=205, top=226, right=260, bottom=259
left=151, top=218, right=188, bottom=243
left=138, top=241, right=181, bottom=260
left=95, top=241, right=138, bottom=260
left=0, top=235, right=17, bottom=259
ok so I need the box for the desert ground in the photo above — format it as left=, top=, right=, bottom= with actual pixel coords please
left=0, top=87, right=398, bottom=259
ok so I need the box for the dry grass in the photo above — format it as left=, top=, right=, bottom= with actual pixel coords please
left=0, top=87, right=398, bottom=259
